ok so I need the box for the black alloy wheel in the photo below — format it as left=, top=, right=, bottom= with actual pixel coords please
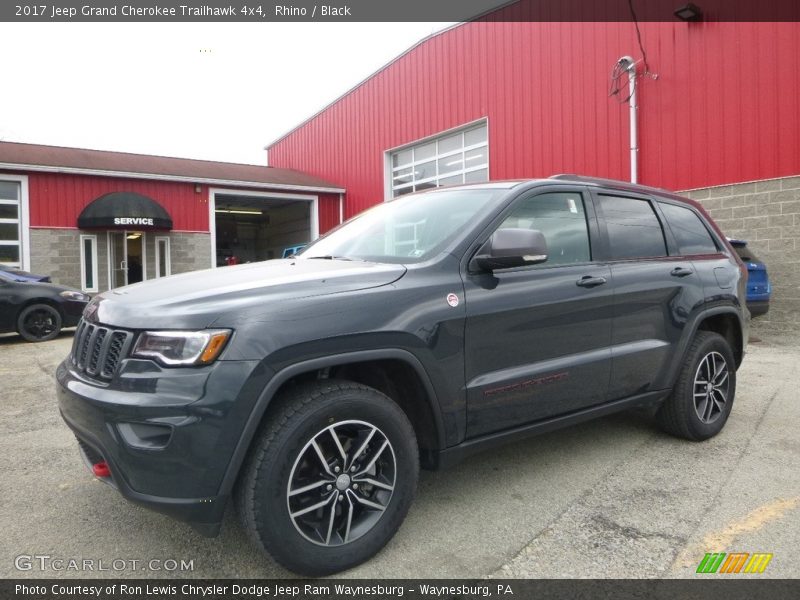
left=236, top=380, right=419, bottom=575
left=17, top=304, right=62, bottom=342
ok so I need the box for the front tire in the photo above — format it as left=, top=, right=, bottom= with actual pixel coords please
left=656, top=331, right=736, bottom=441
left=17, top=303, right=62, bottom=342
left=236, top=380, right=419, bottom=576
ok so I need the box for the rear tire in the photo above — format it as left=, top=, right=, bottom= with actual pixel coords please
left=656, top=331, right=736, bottom=441
left=235, top=380, right=419, bottom=576
left=17, top=303, right=62, bottom=342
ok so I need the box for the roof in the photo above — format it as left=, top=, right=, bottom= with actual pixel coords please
left=548, top=174, right=671, bottom=194
left=0, top=141, right=344, bottom=193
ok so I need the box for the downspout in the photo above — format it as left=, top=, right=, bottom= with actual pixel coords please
left=617, top=56, right=638, bottom=183
left=338, top=193, right=344, bottom=224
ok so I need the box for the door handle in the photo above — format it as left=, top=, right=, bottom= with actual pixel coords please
left=670, top=267, right=693, bottom=277
left=576, top=275, right=607, bottom=288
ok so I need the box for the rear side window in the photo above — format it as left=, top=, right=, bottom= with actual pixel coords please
left=659, top=202, right=719, bottom=255
left=498, top=192, right=591, bottom=266
left=732, top=243, right=760, bottom=263
left=597, top=195, right=667, bottom=259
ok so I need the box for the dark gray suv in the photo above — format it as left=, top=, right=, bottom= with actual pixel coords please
left=56, top=175, right=748, bottom=575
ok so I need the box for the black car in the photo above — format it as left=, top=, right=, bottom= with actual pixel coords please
left=0, top=270, right=90, bottom=341
left=57, top=176, right=748, bottom=575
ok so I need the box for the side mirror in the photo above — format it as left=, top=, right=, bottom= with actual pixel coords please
left=471, top=228, right=548, bottom=272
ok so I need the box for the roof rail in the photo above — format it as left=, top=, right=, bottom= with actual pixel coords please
left=548, top=174, right=670, bottom=194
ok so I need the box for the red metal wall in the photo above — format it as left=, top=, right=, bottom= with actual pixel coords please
left=317, top=192, right=342, bottom=233
left=25, top=172, right=210, bottom=231
left=268, top=18, right=800, bottom=219
left=20, top=172, right=342, bottom=234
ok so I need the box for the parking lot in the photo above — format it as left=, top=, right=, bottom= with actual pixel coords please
left=1, top=328, right=798, bottom=579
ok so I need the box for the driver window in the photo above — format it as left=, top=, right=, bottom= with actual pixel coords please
left=498, top=192, right=591, bottom=266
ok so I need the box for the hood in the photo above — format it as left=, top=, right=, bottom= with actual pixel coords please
left=91, top=258, right=406, bottom=330
left=11, top=280, right=82, bottom=294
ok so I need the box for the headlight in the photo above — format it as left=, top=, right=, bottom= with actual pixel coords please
left=132, top=330, right=231, bottom=366
left=60, top=290, right=90, bottom=302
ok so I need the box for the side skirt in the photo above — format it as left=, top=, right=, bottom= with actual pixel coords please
left=431, top=390, right=669, bottom=469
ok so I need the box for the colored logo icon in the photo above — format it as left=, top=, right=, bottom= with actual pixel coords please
left=696, top=552, right=773, bottom=574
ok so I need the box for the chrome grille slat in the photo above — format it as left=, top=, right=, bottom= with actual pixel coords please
left=71, top=318, right=131, bottom=381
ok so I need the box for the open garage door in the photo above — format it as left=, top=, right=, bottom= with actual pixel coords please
left=212, top=192, right=316, bottom=266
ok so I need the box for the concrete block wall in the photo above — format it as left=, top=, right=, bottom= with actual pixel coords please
left=29, top=229, right=83, bottom=290
left=684, top=176, right=800, bottom=331
left=28, top=229, right=211, bottom=293
left=170, top=232, right=211, bottom=275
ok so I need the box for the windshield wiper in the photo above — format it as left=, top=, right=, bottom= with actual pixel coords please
left=306, top=255, right=354, bottom=261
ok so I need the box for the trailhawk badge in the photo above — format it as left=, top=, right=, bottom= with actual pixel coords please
left=446, top=293, right=459, bottom=307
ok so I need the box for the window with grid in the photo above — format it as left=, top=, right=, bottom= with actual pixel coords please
left=0, top=181, right=21, bottom=267
left=389, top=123, right=488, bottom=198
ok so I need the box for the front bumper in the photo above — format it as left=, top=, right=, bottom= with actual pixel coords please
left=56, top=353, right=263, bottom=536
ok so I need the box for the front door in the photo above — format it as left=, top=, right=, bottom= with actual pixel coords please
left=108, top=231, right=145, bottom=289
left=463, top=188, right=613, bottom=438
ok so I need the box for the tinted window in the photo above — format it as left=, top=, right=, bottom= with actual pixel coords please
left=731, top=243, right=761, bottom=263
left=659, top=202, right=718, bottom=255
left=498, top=192, right=591, bottom=266
left=598, top=195, right=667, bottom=259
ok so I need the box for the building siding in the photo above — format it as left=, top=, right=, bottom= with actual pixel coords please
left=268, top=20, right=800, bottom=219
left=317, top=192, right=342, bottom=233
left=8, top=170, right=341, bottom=235
left=21, top=172, right=211, bottom=232
left=687, top=176, right=800, bottom=331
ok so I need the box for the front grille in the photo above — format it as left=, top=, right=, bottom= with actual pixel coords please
left=71, top=319, right=133, bottom=380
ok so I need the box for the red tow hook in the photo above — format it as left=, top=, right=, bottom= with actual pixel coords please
left=92, top=461, right=111, bottom=478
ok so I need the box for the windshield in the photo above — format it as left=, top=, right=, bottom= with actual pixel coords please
left=299, top=188, right=503, bottom=263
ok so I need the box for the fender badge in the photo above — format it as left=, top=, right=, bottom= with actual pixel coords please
left=446, top=293, right=459, bottom=307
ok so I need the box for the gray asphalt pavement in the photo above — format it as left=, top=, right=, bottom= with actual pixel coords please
left=0, top=328, right=797, bottom=579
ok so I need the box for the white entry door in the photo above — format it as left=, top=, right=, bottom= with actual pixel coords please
left=108, top=231, right=128, bottom=288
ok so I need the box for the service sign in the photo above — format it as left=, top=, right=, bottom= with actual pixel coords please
left=113, top=217, right=155, bottom=226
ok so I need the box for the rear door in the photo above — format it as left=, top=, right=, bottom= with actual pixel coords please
left=463, top=187, right=614, bottom=437
left=592, top=191, right=704, bottom=400
left=657, top=199, right=737, bottom=314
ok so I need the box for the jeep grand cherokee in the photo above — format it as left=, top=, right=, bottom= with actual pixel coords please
left=57, top=175, right=748, bottom=575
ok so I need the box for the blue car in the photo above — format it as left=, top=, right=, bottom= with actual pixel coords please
left=729, top=239, right=771, bottom=316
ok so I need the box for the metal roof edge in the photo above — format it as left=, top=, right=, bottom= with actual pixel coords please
left=0, top=162, right=346, bottom=194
